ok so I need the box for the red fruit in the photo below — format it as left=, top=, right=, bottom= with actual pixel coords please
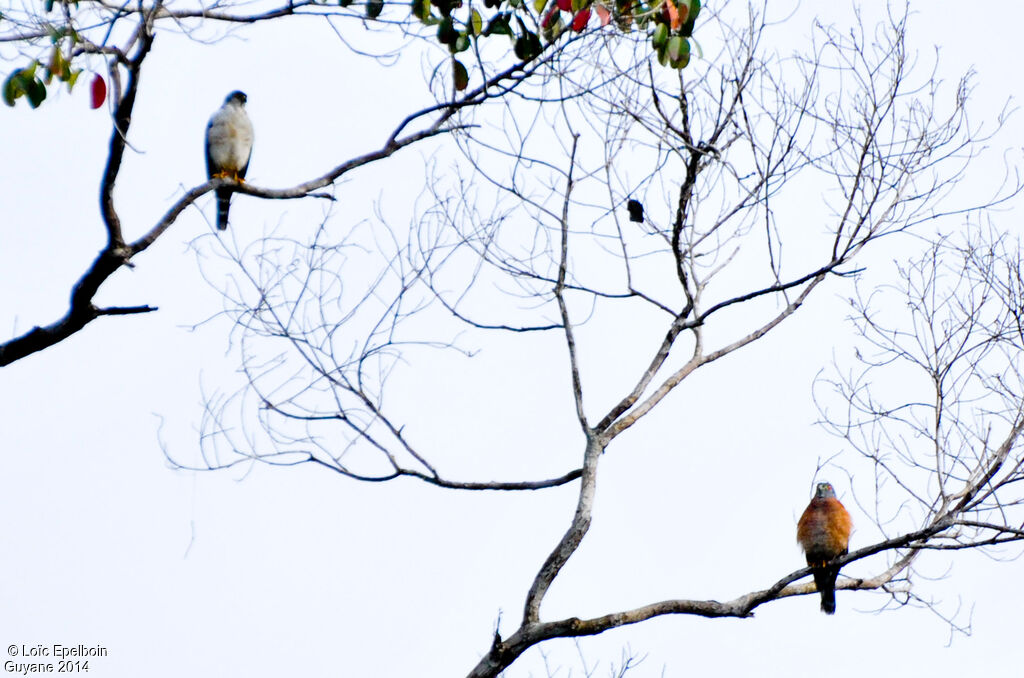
left=556, top=0, right=571, bottom=11
left=89, top=74, right=106, bottom=110
left=594, top=3, right=610, bottom=25
left=571, top=7, right=590, bottom=31
left=542, top=6, right=558, bottom=27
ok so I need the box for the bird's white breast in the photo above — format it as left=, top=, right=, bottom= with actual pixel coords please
left=207, top=103, right=254, bottom=171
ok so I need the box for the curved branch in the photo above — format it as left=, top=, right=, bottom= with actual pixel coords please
left=470, top=514, right=1014, bottom=678
left=321, top=459, right=585, bottom=491
left=604, top=269, right=830, bottom=440
left=522, top=435, right=603, bottom=623
left=99, top=10, right=156, bottom=248
left=170, top=449, right=583, bottom=491
left=0, top=123, right=456, bottom=367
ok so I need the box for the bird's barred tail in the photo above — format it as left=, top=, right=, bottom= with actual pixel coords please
left=216, top=189, right=231, bottom=230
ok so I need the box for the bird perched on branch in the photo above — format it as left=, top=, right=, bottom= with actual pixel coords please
left=205, top=90, right=254, bottom=230
left=796, top=481, right=852, bottom=614
left=626, top=198, right=644, bottom=223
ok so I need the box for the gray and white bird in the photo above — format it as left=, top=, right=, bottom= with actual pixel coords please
left=205, top=90, right=254, bottom=230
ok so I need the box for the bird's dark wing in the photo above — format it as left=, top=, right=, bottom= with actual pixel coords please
left=239, top=142, right=251, bottom=181
left=205, top=119, right=217, bottom=179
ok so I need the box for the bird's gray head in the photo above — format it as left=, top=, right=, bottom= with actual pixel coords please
left=814, top=482, right=837, bottom=499
left=224, top=90, right=248, bottom=106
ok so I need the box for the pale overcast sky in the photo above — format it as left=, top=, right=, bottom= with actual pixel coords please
left=2, top=2, right=1021, bottom=676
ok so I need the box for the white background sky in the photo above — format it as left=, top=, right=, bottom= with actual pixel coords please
left=1, top=1, right=1021, bottom=676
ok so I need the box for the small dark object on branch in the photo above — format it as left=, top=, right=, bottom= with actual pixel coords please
left=627, top=199, right=643, bottom=223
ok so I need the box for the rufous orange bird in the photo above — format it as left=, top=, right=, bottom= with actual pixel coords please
left=797, top=481, right=852, bottom=614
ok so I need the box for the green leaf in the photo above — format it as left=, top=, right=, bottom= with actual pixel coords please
left=339, top=0, right=353, bottom=6
left=533, top=0, right=547, bottom=12
left=513, top=30, right=542, bottom=61
left=365, top=0, right=384, bottom=18
left=433, top=0, right=459, bottom=16
left=452, top=58, right=468, bottom=91
left=690, top=34, right=702, bottom=59
left=484, top=12, right=511, bottom=35
left=56, top=47, right=69, bottom=79
left=452, top=32, right=471, bottom=52
left=635, top=9, right=651, bottom=29
left=614, top=1, right=632, bottom=32
left=409, top=0, right=429, bottom=19
left=513, top=35, right=529, bottom=60
left=25, top=77, right=46, bottom=108
left=47, top=45, right=71, bottom=82
left=651, top=21, right=667, bottom=50
left=437, top=16, right=457, bottom=44
left=44, top=0, right=54, bottom=11
left=679, top=0, right=698, bottom=36
left=470, top=9, right=483, bottom=34
left=67, top=68, right=81, bottom=91
left=666, top=35, right=689, bottom=68
left=2, top=72, right=22, bottom=106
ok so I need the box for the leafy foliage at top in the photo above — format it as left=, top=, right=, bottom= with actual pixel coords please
left=0, top=0, right=700, bottom=105
left=412, top=0, right=700, bottom=88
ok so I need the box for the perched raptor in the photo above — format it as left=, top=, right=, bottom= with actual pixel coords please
left=626, top=198, right=644, bottom=223
left=797, top=481, right=852, bottom=614
left=205, top=90, right=254, bottom=230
